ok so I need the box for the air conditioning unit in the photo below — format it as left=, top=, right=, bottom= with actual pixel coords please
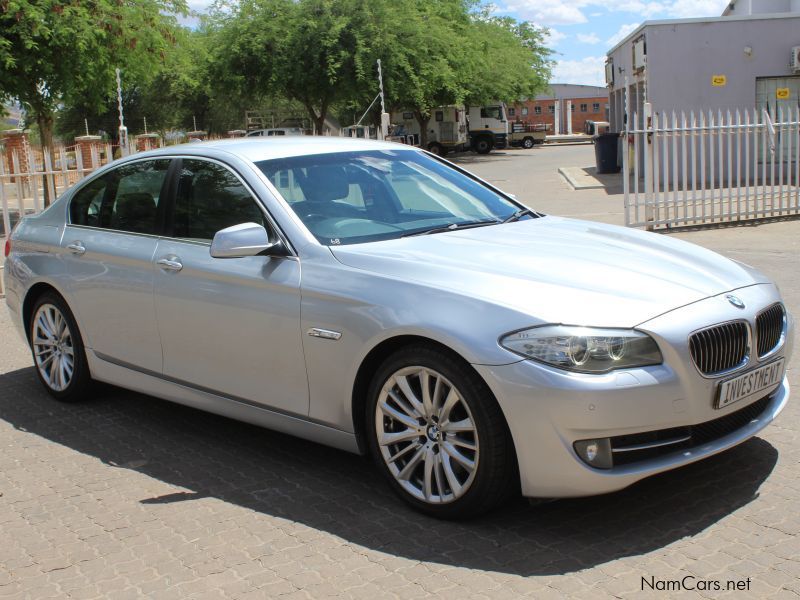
left=791, top=46, right=800, bottom=72
left=632, top=37, right=646, bottom=72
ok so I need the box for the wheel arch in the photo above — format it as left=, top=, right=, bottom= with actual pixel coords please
left=350, top=334, right=514, bottom=458
left=22, top=282, right=70, bottom=343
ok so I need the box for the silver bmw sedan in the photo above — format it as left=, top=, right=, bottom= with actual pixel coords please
left=4, top=137, right=793, bottom=519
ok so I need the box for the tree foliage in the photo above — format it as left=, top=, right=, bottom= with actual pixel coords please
left=0, top=0, right=186, bottom=152
left=4, top=0, right=554, bottom=150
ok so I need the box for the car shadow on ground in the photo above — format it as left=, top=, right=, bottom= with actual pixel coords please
left=0, top=366, right=779, bottom=577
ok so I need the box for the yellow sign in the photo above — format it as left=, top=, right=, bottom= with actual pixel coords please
left=776, top=88, right=791, bottom=100
left=711, top=75, right=727, bottom=87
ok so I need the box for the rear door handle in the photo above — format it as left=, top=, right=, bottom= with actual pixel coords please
left=66, top=242, right=86, bottom=255
left=156, top=257, right=183, bottom=272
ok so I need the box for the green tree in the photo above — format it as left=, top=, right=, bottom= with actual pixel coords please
left=377, top=0, right=471, bottom=148
left=463, top=14, right=553, bottom=106
left=212, top=0, right=384, bottom=134
left=0, top=0, right=186, bottom=157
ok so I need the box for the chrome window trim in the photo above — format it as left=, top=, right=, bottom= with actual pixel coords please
left=755, top=303, right=787, bottom=362
left=64, top=223, right=162, bottom=241
left=687, top=319, right=752, bottom=379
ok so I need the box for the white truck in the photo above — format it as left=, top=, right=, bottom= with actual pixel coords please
left=466, top=103, right=509, bottom=154
left=389, top=106, right=468, bottom=155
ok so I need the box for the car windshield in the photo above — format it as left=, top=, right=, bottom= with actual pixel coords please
left=255, top=149, right=534, bottom=246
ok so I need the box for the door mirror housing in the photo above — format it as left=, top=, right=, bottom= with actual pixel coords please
left=210, top=222, right=285, bottom=258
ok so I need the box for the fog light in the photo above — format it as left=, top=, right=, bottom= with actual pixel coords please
left=574, top=438, right=613, bottom=469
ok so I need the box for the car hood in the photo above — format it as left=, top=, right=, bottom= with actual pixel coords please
left=329, top=216, right=769, bottom=328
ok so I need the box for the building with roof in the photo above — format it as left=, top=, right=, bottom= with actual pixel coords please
left=508, top=84, right=609, bottom=135
left=605, top=2, right=800, bottom=132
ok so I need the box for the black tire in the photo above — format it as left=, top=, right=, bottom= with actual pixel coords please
left=427, top=142, right=445, bottom=156
left=366, top=344, right=517, bottom=519
left=522, top=137, right=534, bottom=149
left=473, top=137, right=493, bottom=155
left=28, top=291, right=93, bottom=402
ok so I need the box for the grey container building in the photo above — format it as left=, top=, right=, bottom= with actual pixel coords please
left=606, top=4, right=800, bottom=132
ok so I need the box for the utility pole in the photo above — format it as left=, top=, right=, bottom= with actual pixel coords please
left=116, top=68, right=128, bottom=156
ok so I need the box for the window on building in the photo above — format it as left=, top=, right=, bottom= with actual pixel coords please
left=521, top=106, right=528, bottom=116
left=534, top=106, right=542, bottom=115
left=571, top=104, right=576, bottom=112
left=593, top=103, right=600, bottom=112
left=548, top=105, right=555, bottom=114
left=508, top=107, right=516, bottom=117
left=580, top=103, right=588, bottom=112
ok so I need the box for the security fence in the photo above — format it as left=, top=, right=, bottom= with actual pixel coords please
left=623, top=105, right=800, bottom=229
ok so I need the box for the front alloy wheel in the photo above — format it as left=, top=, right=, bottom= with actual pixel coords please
left=367, top=345, right=517, bottom=519
left=375, top=366, right=479, bottom=504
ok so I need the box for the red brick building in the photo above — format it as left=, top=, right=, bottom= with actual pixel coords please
left=507, top=84, right=609, bottom=135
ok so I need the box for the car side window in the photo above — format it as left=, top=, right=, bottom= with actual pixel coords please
left=172, top=159, right=267, bottom=242
left=69, top=177, right=108, bottom=228
left=69, top=159, right=171, bottom=234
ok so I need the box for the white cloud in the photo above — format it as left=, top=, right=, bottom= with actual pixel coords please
left=606, top=22, right=640, bottom=46
left=503, top=0, right=589, bottom=25
left=502, top=0, right=728, bottom=27
left=552, top=56, right=606, bottom=86
left=544, top=28, right=569, bottom=46
left=577, top=33, right=601, bottom=44
left=668, top=0, right=729, bottom=17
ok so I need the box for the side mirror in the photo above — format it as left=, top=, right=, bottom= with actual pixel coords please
left=210, top=222, right=285, bottom=258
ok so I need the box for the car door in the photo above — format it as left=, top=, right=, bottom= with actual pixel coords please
left=152, top=158, right=308, bottom=415
left=62, top=158, right=172, bottom=372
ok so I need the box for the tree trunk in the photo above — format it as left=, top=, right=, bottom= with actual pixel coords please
left=414, top=110, right=431, bottom=149
left=302, top=100, right=328, bottom=135
left=35, top=111, right=56, bottom=207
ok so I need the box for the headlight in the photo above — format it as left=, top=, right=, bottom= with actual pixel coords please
left=500, top=325, right=662, bottom=373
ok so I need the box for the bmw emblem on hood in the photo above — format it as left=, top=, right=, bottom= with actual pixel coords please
left=726, top=294, right=745, bottom=309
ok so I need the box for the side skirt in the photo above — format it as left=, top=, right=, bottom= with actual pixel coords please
left=86, top=350, right=361, bottom=454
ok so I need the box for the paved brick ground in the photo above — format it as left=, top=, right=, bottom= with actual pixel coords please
left=1, top=148, right=798, bottom=599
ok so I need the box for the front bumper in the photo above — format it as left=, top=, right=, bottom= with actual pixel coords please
left=476, top=284, right=793, bottom=498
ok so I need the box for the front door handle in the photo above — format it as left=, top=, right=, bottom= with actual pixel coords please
left=66, top=242, right=86, bottom=255
left=156, top=257, right=183, bottom=272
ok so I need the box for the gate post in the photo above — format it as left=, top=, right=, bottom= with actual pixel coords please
left=643, top=102, right=654, bottom=231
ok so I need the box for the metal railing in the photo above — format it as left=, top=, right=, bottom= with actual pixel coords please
left=0, top=142, right=123, bottom=237
left=623, top=105, right=800, bottom=229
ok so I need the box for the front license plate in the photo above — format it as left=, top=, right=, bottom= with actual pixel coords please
left=716, top=358, right=785, bottom=409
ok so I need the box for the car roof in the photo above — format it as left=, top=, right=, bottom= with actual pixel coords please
left=126, top=136, right=416, bottom=164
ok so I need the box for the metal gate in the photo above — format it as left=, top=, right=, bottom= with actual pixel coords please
left=623, top=104, right=800, bottom=229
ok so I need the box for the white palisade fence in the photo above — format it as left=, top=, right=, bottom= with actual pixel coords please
left=623, top=105, right=800, bottom=229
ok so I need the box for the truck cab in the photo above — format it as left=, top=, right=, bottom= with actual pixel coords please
left=467, top=104, right=508, bottom=154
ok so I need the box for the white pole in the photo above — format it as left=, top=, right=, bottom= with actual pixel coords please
left=566, top=100, right=573, bottom=135
left=116, top=68, right=128, bottom=157
left=377, top=59, right=389, bottom=141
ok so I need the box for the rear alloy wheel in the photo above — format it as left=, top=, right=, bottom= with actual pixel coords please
left=30, top=293, right=92, bottom=402
left=367, top=346, right=516, bottom=519
left=522, top=137, right=534, bottom=149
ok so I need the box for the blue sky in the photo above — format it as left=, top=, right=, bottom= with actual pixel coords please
left=497, top=0, right=730, bottom=86
left=185, top=0, right=730, bottom=87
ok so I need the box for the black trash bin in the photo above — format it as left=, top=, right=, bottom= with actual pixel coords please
left=593, top=132, right=620, bottom=174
